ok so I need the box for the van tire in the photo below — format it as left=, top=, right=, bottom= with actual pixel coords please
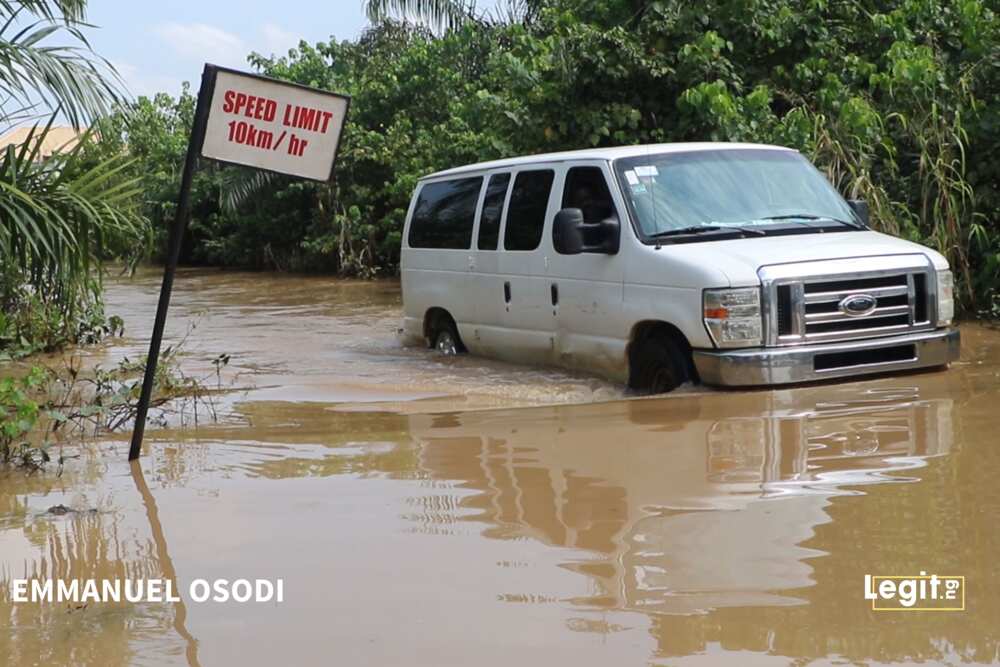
left=630, top=337, right=688, bottom=394
left=428, top=313, right=465, bottom=356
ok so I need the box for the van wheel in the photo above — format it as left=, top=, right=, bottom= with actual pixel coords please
left=429, top=315, right=464, bottom=356
left=630, top=337, right=688, bottom=394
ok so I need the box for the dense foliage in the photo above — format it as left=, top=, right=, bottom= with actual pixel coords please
left=123, top=1, right=997, bottom=310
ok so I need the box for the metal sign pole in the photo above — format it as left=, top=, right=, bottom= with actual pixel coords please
left=128, top=64, right=216, bottom=461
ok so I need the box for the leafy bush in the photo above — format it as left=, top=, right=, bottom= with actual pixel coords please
left=0, top=367, right=51, bottom=469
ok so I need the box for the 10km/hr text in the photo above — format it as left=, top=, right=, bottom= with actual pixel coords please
left=221, top=90, right=336, bottom=157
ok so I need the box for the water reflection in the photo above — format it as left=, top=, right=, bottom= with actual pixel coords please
left=130, top=460, right=201, bottom=667
left=0, top=495, right=169, bottom=666
left=396, top=389, right=1000, bottom=663
left=0, top=462, right=196, bottom=667
left=407, top=391, right=950, bottom=607
left=128, top=379, right=1000, bottom=663
left=706, top=388, right=951, bottom=491
left=1, top=392, right=995, bottom=666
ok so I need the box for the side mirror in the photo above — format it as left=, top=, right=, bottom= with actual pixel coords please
left=553, top=208, right=621, bottom=255
left=597, top=216, right=621, bottom=254
left=848, top=199, right=869, bottom=226
left=553, top=208, right=585, bottom=254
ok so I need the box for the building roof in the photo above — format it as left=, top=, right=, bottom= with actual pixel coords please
left=0, top=126, right=83, bottom=160
left=423, top=141, right=796, bottom=180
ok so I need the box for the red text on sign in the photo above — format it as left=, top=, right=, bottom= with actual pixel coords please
left=226, top=121, right=308, bottom=157
left=222, top=90, right=278, bottom=122
left=220, top=90, right=336, bottom=138
left=283, top=104, right=334, bottom=134
left=227, top=121, right=275, bottom=149
left=287, top=134, right=308, bottom=156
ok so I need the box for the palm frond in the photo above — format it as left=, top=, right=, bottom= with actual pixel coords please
left=218, top=166, right=283, bottom=212
left=363, top=0, right=475, bottom=32
left=0, top=1, right=125, bottom=126
left=0, top=1, right=87, bottom=24
left=0, top=118, right=149, bottom=308
left=481, top=0, right=534, bottom=26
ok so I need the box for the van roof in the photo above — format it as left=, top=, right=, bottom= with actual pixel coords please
left=422, top=142, right=796, bottom=180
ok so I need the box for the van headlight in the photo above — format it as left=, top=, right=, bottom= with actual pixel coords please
left=936, top=269, right=954, bottom=326
left=703, top=288, right=762, bottom=348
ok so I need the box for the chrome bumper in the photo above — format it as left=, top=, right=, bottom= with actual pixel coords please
left=693, top=328, right=960, bottom=387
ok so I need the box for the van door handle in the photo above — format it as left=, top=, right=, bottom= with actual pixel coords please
left=550, top=283, right=559, bottom=306
left=503, top=281, right=511, bottom=303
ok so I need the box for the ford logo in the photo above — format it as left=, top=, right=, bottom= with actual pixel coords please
left=838, top=293, right=878, bottom=317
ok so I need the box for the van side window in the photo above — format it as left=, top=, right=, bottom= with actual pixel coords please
left=562, top=167, right=615, bottom=223
left=477, top=173, right=510, bottom=250
left=504, top=170, right=554, bottom=251
left=558, top=167, right=618, bottom=255
left=408, top=176, right=483, bottom=249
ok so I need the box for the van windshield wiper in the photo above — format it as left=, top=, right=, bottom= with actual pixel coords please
left=648, top=224, right=766, bottom=239
left=648, top=225, right=722, bottom=238
left=761, top=213, right=865, bottom=229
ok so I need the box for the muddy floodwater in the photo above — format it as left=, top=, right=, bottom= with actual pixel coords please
left=3, top=268, right=1000, bottom=666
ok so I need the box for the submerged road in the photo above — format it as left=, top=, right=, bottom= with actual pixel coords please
left=2, top=267, right=999, bottom=666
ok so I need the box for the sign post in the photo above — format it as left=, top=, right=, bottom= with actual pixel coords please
left=128, top=64, right=350, bottom=461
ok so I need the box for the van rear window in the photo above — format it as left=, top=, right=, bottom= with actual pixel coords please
left=504, top=170, right=554, bottom=251
left=408, top=176, right=483, bottom=249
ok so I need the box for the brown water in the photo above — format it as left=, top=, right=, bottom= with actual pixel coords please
left=3, top=268, right=1000, bottom=666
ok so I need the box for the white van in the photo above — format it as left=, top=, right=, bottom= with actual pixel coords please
left=400, top=143, right=960, bottom=392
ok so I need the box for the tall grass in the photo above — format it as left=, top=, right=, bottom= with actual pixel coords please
left=810, top=81, right=982, bottom=311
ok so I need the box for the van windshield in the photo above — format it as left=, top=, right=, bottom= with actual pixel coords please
left=614, top=149, right=862, bottom=239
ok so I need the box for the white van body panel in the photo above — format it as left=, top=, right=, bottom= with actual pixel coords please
left=424, top=141, right=791, bottom=179
left=492, top=162, right=561, bottom=362
left=547, top=160, right=627, bottom=380
left=660, top=231, right=951, bottom=287
left=401, top=143, right=959, bottom=387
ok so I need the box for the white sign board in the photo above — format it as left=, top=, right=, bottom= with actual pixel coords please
left=200, top=68, right=349, bottom=182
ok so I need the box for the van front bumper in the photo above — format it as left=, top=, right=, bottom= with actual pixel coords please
left=692, top=328, right=960, bottom=387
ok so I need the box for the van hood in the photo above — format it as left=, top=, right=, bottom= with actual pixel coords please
left=668, top=231, right=948, bottom=286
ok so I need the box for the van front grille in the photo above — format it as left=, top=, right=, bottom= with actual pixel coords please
left=761, top=256, right=937, bottom=346
left=776, top=284, right=793, bottom=336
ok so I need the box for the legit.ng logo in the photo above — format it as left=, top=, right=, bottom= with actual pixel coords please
left=865, top=572, right=965, bottom=611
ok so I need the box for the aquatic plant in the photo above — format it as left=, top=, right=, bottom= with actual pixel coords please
left=0, top=338, right=231, bottom=471
left=0, top=366, right=51, bottom=469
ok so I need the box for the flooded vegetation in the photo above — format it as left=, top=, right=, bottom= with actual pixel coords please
left=3, top=269, right=1000, bottom=665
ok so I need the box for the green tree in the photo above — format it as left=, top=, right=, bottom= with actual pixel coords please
left=120, top=1, right=1000, bottom=311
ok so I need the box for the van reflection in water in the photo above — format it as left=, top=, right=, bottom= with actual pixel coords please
left=405, top=391, right=963, bottom=659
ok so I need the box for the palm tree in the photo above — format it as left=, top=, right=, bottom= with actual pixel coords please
left=0, top=0, right=146, bottom=356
